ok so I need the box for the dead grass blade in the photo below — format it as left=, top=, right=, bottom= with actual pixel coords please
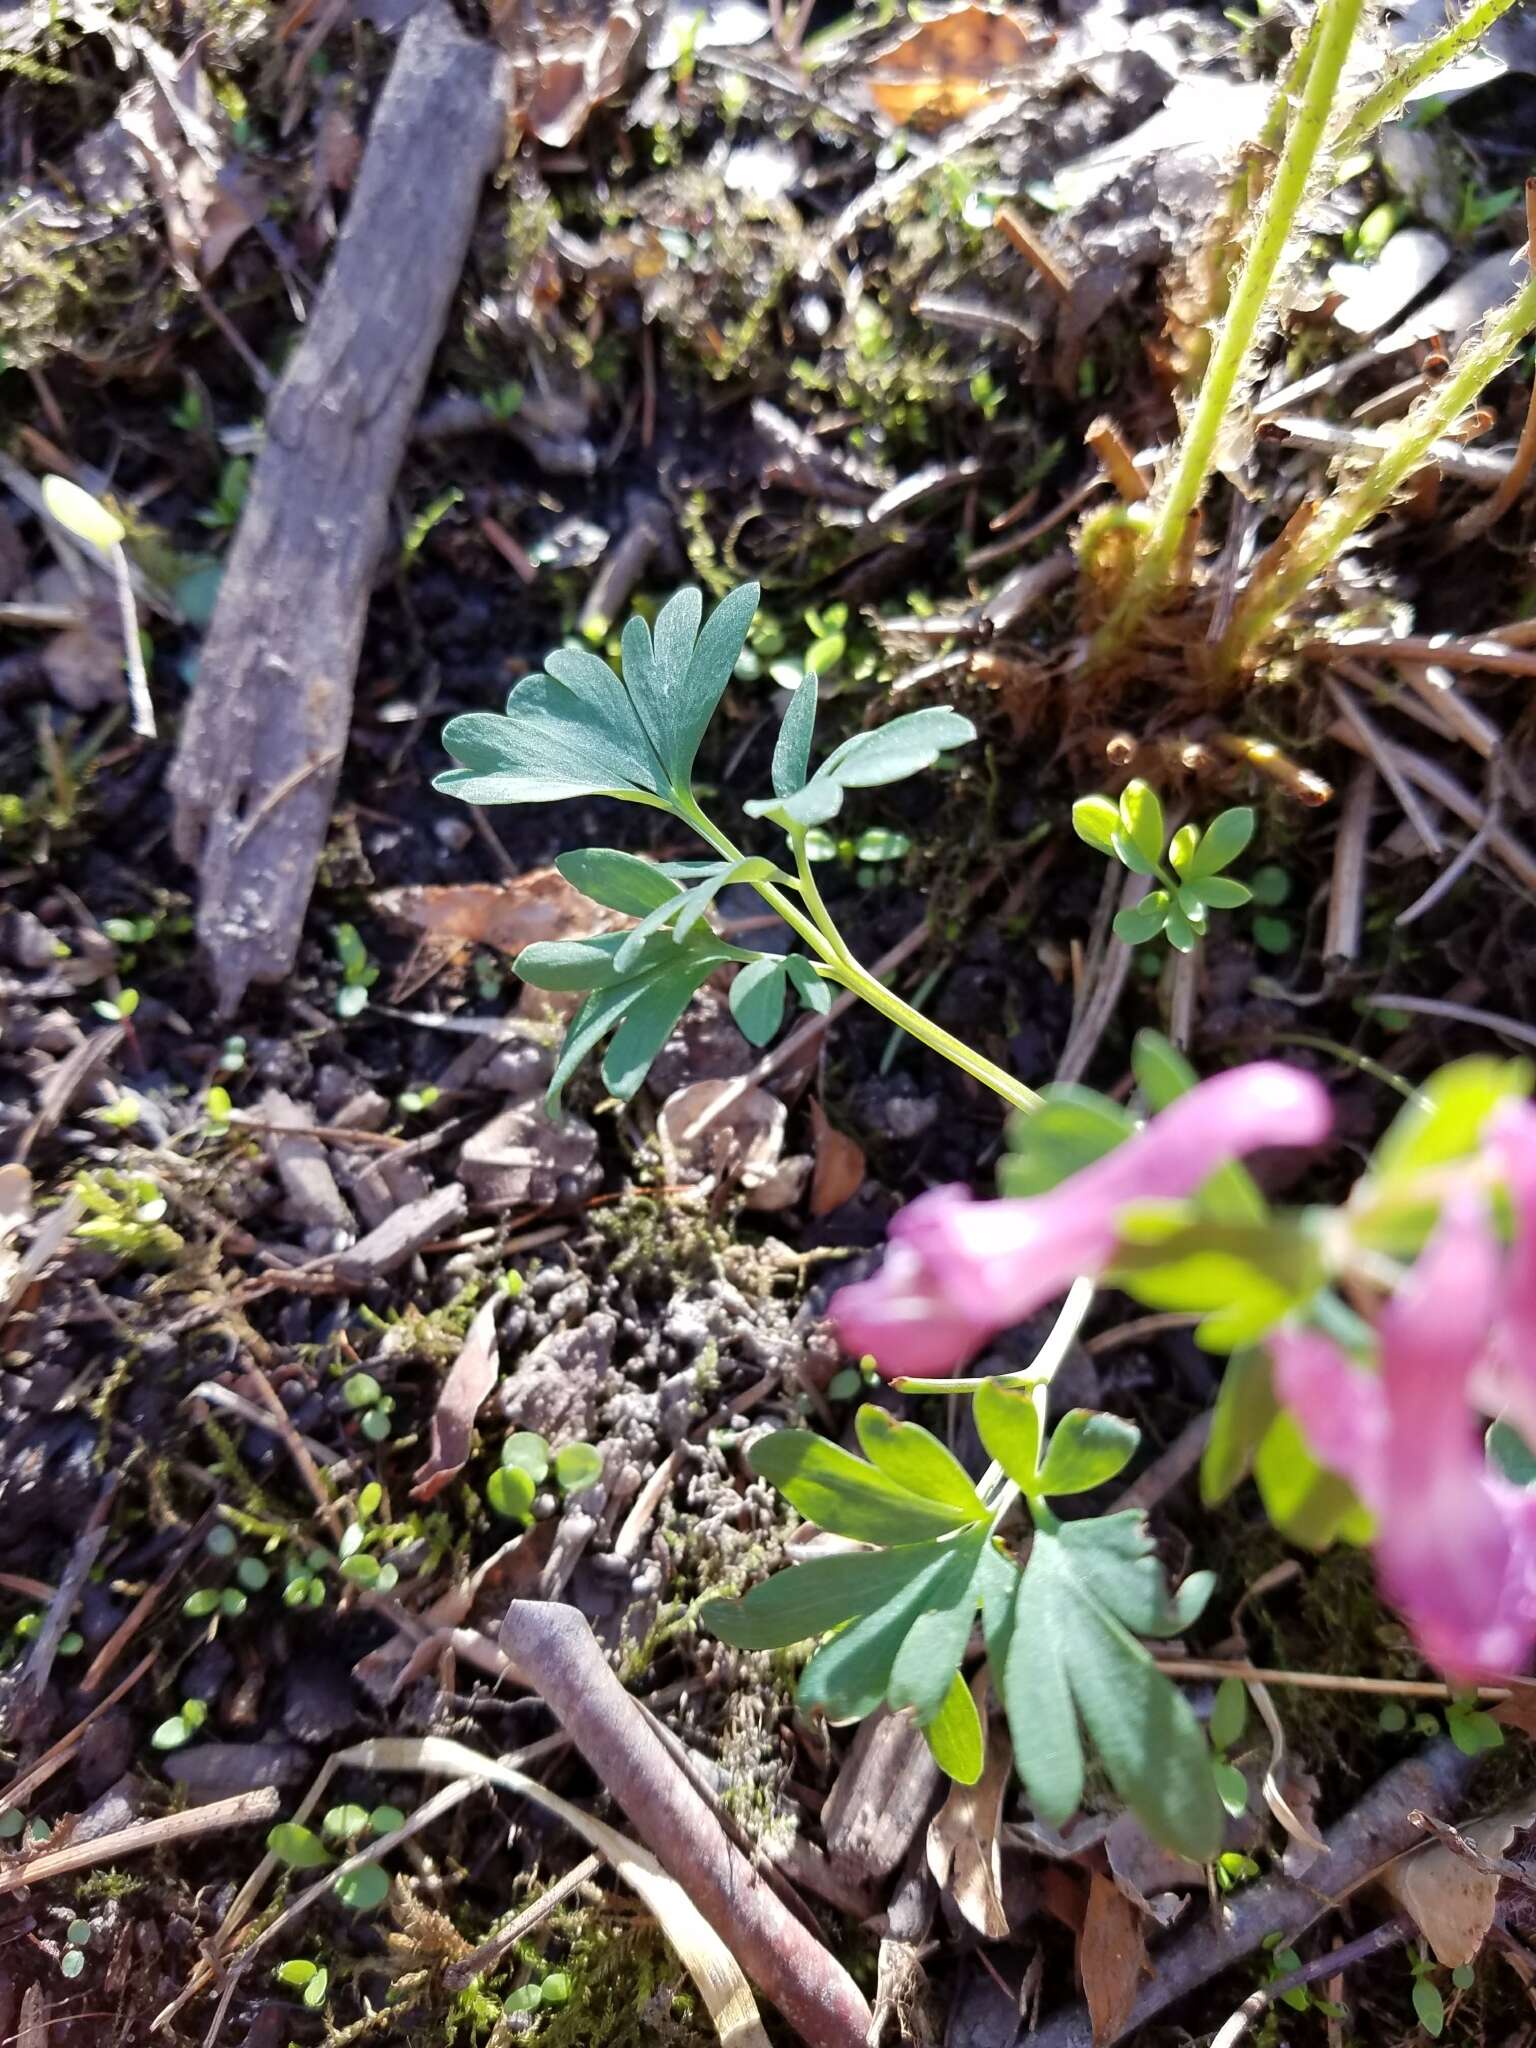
left=1, top=1786, right=279, bottom=1894
left=328, top=1735, right=771, bottom=2048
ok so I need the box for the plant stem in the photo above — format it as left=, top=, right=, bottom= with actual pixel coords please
left=678, top=796, right=1043, bottom=1116
left=1085, top=0, right=1366, bottom=668
left=1221, top=248, right=1536, bottom=665
left=1331, top=0, right=1522, bottom=164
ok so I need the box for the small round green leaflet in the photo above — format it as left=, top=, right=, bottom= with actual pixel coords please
left=343, top=1371, right=382, bottom=1409
left=60, top=1948, right=85, bottom=1980
left=276, top=1959, right=319, bottom=1990
left=183, top=1588, right=221, bottom=1619
left=503, top=1984, right=542, bottom=2014
left=65, top=1920, right=91, bottom=1947
left=500, top=1431, right=550, bottom=1483
left=554, top=1441, right=603, bottom=1494
left=235, top=1557, right=270, bottom=1592
left=41, top=474, right=126, bottom=553
left=486, top=1465, right=536, bottom=1521
left=538, top=1972, right=572, bottom=2008
left=205, top=1524, right=238, bottom=1559
left=334, top=1861, right=390, bottom=1912
left=322, top=1804, right=371, bottom=1844
left=1209, top=1675, right=1248, bottom=1752
left=267, top=1822, right=333, bottom=1870
left=151, top=1714, right=194, bottom=1751
left=370, top=1805, right=405, bottom=1834
left=361, top=1406, right=392, bottom=1442
left=0, top=1809, right=23, bottom=1839
left=1413, top=1976, right=1446, bottom=2038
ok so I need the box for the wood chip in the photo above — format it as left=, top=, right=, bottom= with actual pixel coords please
left=329, top=1182, right=466, bottom=1284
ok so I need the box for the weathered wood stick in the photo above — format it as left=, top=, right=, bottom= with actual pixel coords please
left=170, top=2, right=508, bottom=1012
left=498, top=1598, right=874, bottom=2048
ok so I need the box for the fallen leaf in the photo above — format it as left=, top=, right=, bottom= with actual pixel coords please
left=117, top=36, right=262, bottom=278
left=373, top=868, right=625, bottom=1002
left=926, top=1676, right=1010, bottom=1938
left=1327, top=227, right=1450, bottom=337
left=1382, top=1796, right=1536, bottom=1966
left=865, top=4, right=1047, bottom=131
left=657, top=1080, right=809, bottom=1211
left=492, top=0, right=643, bottom=148
left=42, top=615, right=126, bottom=711
left=412, top=1295, right=501, bottom=1502
left=456, top=1100, right=602, bottom=1211
left=1492, top=1687, right=1536, bottom=1739
left=1080, top=1872, right=1146, bottom=2046
left=809, top=1098, right=865, bottom=1216
left=1040, top=1862, right=1088, bottom=1936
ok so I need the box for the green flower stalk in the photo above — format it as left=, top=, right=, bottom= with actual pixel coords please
left=1086, top=0, right=1368, bottom=669
left=1331, top=0, right=1524, bottom=164
left=1220, top=244, right=1536, bottom=666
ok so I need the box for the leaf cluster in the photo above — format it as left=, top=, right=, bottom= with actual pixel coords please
left=1072, top=782, right=1254, bottom=951
left=437, top=584, right=975, bottom=1110
left=703, top=1392, right=1224, bottom=1860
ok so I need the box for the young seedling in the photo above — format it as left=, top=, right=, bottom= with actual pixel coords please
left=332, top=923, right=379, bottom=1020
left=1072, top=782, right=1255, bottom=951
left=40, top=474, right=155, bottom=739
left=435, top=582, right=1041, bottom=1116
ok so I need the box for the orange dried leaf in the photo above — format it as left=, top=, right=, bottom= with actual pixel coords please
left=412, top=1296, right=500, bottom=1503
left=809, top=1098, right=866, bottom=1216
left=1079, top=1873, right=1146, bottom=2047
left=865, top=4, right=1045, bottom=131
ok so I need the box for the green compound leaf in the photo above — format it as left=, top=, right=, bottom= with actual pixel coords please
left=972, top=1380, right=1042, bottom=1492
left=1071, top=795, right=1121, bottom=857
left=1036, top=1410, right=1141, bottom=1496
left=998, top=1083, right=1135, bottom=1198
left=745, top=708, right=974, bottom=830
left=1117, top=781, right=1165, bottom=870
left=702, top=1537, right=962, bottom=1651
left=747, top=1429, right=989, bottom=1546
left=730, top=958, right=788, bottom=1045
left=1201, top=1347, right=1279, bottom=1505
left=853, top=1406, right=989, bottom=1521
left=539, top=936, right=738, bottom=1113
left=798, top=1524, right=989, bottom=1724
left=1187, top=806, right=1254, bottom=877
left=922, top=1671, right=985, bottom=1784
left=996, top=1511, right=1223, bottom=1860
left=786, top=955, right=832, bottom=1015
left=1252, top=1409, right=1372, bottom=1550
left=1113, top=894, right=1169, bottom=946
left=556, top=848, right=682, bottom=916
left=773, top=672, right=819, bottom=797
left=1109, top=1205, right=1325, bottom=1352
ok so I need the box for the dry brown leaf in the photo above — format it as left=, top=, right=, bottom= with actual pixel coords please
left=1079, top=1872, right=1146, bottom=2046
left=42, top=616, right=126, bottom=711
left=492, top=0, right=643, bottom=148
left=925, top=1677, right=1010, bottom=1938
left=809, top=1097, right=865, bottom=1216
left=373, top=868, right=625, bottom=1002
left=657, top=1080, right=809, bottom=1211
left=117, top=37, right=261, bottom=278
left=412, top=1295, right=501, bottom=1502
left=1382, top=1795, right=1536, bottom=1965
left=865, top=4, right=1045, bottom=130
left=1492, top=1687, right=1536, bottom=1738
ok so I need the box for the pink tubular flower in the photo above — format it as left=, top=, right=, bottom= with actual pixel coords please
left=1273, top=1187, right=1536, bottom=1679
left=831, top=1063, right=1333, bottom=1381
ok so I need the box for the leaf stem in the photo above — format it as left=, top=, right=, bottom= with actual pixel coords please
left=676, top=795, right=1043, bottom=1116
left=1330, top=0, right=1523, bottom=164
left=1220, top=248, right=1536, bottom=665
left=1085, top=0, right=1366, bottom=667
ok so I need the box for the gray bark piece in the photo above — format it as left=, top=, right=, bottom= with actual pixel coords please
left=329, top=1181, right=466, bottom=1284
left=170, top=4, right=509, bottom=1012
left=258, top=1088, right=353, bottom=1238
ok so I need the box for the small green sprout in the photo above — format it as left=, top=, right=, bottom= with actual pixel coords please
left=91, top=987, right=140, bottom=1023
left=151, top=1698, right=209, bottom=1751
left=341, top=1369, right=394, bottom=1442
left=1208, top=1675, right=1250, bottom=1817
left=1072, top=782, right=1255, bottom=952
left=196, top=456, right=251, bottom=532
left=73, top=1170, right=182, bottom=1267
left=484, top=380, right=525, bottom=421
left=487, top=1431, right=603, bottom=1521
left=397, top=1083, right=440, bottom=1115
left=333, top=923, right=379, bottom=1019
left=275, top=1958, right=330, bottom=2009
left=1411, top=1949, right=1446, bottom=2037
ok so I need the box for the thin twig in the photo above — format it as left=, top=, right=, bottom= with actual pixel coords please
left=1155, top=1658, right=1517, bottom=1702
left=1326, top=675, right=1442, bottom=857
left=443, top=1853, right=602, bottom=1990
left=0, top=1786, right=279, bottom=1894
left=1324, top=759, right=1375, bottom=964
left=1361, top=991, right=1536, bottom=1055
left=1408, top=1810, right=1536, bottom=1895
left=108, top=541, right=154, bottom=738
left=1318, top=629, right=1536, bottom=678
left=1330, top=724, right=1536, bottom=896
left=1210, top=1916, right=1414, bottom=2048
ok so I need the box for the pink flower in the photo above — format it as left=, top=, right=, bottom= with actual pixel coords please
left=832, top=1063, right=1333, bottom=1380
left=1274, top=1183, right=1536, bottom=1678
